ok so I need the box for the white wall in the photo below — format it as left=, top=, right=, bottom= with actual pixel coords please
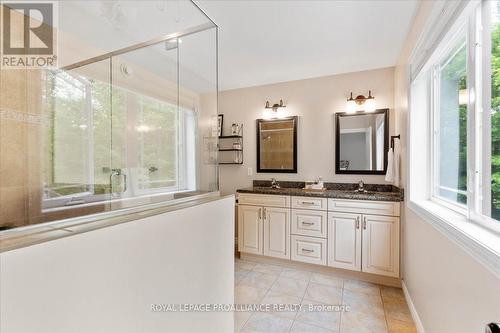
left=394, top=2, right=500, bottom=332
left=217, top=67, right=395, bottom=195
left=0, top=197, right=235, bottom=333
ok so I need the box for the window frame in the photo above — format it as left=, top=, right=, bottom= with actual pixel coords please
left=429, top=23, right=470, bottom=214
left=409, top=0, right=500, bottom=234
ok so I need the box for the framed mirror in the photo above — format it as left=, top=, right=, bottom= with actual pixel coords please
left=335, top=108, right=389, bottom=175
left=257, top=116, right=298, bottom=173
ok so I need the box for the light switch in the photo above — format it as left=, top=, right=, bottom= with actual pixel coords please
left=247, top=167, right=253, bottom=176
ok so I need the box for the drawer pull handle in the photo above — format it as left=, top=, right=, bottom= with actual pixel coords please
left=301, top=248, right=314, bottom=253
left=302, top=221, right=314, bottom=226
left=356, top=216, right=360, bottom=229
left=363, top=216, right=367, bottom=230
left=301, top=201, right=316, bottom=205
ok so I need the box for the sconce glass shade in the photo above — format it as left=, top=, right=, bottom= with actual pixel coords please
left=346, top=100, right=356, bottom=113
left=365, top=98, right=376, bottom=112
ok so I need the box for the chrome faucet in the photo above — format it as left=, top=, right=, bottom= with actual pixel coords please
left=271, top=178, right=281, bottom=189
left=357, top=180, right=366, bottom=193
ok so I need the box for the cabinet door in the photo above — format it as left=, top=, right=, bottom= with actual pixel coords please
left=263, top=207, right=290, bottom=259
left=238, top=205, right=263, bottom=255
left=327, top=212, right=362, bottom=271
left=362, top=214, right=400, bottom=277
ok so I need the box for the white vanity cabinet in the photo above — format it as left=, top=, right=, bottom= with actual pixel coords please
left=327, top=199, right=400, bottom=278
left=237, top=192, right=401, bottom=278
left=238, top=194, right=291, bottom=259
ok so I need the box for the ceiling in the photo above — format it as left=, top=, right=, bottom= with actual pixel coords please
left=197, top=0, right=420, bottom=91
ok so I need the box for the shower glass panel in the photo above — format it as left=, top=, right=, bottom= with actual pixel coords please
left=0, top=1, right=218, bottom=229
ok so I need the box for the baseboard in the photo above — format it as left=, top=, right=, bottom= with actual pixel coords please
left=402, top=280, right=425, bottom=333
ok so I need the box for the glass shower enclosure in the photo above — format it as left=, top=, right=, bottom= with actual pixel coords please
left=0, top=1, right=219, bottom=228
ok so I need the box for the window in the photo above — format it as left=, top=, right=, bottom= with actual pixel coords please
left=432, top=34, right=468, bottom=207
left=43, top=71, right=95, bottom=200
left=410, top=0, right=500, bottom=230
left=42, top=69, right=197, bottom=210
left=485, top=0, right=500, bottom=221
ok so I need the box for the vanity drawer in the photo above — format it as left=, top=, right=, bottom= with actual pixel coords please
left=238, top=193, right=290, bottom=208
left=328, top=199, right=400, bottom=217
left=291, top=209, right=327, bottom=238
left=291, top=235, right=327, bottom=266
left=292, top=196, right=327, bottom=211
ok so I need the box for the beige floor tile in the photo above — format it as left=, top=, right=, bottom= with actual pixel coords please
left=239, top=271, right=278, bottom=290
left=235, top=285, right=268, bottom=304
left=380, top=286, right=405, bottom=301
left=296, top=300, right=341, bottom=331
left=252, top=263, right=283, bottom=276
left=342, top=289, right=384, bottom=316
left=280, top=267, right=312, bottom=282
left=236, top=260, right=257, bottom=272
left=234, top=311, right=253, bottom=332
left=310, top=273, right=344, bottom=288
left=241, top=312, right=293, bottom=333
left=260, top=290, right=301, bottom=319
left=232, top=258, right=417, bottom=333
left=304, top=282, right=342, bottom=305
left=386, top=317, right=417, bottom=333
left=343, top=279, right=381, bottom=296
left=383, top=297, right=413, bottom=323
left=290, top=321, right=335, bottom=333
left=340, top=310, right=388, bottom=333
left=235, top=270, right=250, bottom=285
left=270, top=276, right=308, bottom=298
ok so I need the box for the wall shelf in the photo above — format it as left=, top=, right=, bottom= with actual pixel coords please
left=219, top=128, right=243, bottom=165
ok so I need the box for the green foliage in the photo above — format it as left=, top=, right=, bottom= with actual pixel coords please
left=492, top=21, right=500, bottom=219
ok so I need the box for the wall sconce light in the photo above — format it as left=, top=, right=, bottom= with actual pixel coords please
left=265, top=99, right=286, bottom=112
left=346, top=91, right=376, bottom=113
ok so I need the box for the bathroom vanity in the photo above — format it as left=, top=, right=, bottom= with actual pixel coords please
left=236, top=181, right=403, bottom=278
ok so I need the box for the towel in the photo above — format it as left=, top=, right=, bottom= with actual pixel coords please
left=393, top=142, right=400, bottom=187
left=385, top=148, right=394, bottom=183
left=385, top=141, right=400, bottom=186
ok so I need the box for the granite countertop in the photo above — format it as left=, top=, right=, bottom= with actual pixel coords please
left=237, top=181, right=404, bottom=202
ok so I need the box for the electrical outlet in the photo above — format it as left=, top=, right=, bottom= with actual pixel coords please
left=247, top=167, right=253, bottom=176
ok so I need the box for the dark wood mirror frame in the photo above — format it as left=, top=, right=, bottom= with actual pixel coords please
left=335, top=108, right=389, bottom=175
left=256, top=116, right=298, bottom=173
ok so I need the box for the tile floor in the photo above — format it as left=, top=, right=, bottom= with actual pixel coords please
left=234, top=258, right=417, bottom=333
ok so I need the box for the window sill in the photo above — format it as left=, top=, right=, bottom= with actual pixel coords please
left=408, top=200, right=500, bottom=279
